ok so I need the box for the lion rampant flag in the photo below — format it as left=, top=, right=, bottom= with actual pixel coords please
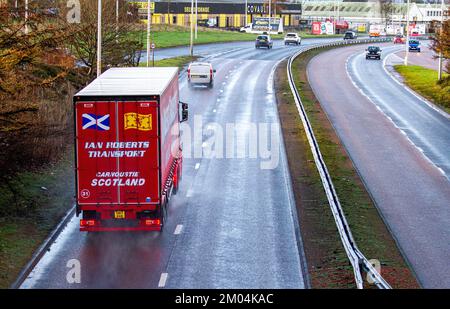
left=124, top=113, right=152, bottom=131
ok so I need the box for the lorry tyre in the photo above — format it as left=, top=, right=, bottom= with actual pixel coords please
left=159, top=202, right=167, bottom=232
left=173, top=166, right=180, bottom=194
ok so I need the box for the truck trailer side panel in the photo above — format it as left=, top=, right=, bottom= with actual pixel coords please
left=159, top=75, right=181, bottom=189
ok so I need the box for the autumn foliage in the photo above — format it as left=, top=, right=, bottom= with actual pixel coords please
left=430, top=8, right=450, bottom=84
left=0, top=1, right=143, bottom=189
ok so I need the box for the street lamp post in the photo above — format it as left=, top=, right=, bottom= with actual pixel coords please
left=115, top=0, right=119, bottom=43
left=404, top=0, right=410, bottom=66
left=146, top=0, right=151, bottom=67
left=25, top=0, right=29, bottom=34
left=245, top=0, right=248, bottom=26
left=190, top=0, right=194, bottom=56
left=269, top=0, right=271, bottom=34
left=97, top=0, right=102, bottom=77
left=438, top=0, right=445, bottom=80
left=195, top=0, right=198, bottom=39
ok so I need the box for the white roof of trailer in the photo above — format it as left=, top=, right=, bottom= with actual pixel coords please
left=75, top=67, right=179, bottom=97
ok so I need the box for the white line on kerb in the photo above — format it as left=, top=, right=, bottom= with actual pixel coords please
left=158, top=273, right=168, bottom=288
left=194, top=163, right=200, bottom=170
left=174, top=225, right=183, bottom=235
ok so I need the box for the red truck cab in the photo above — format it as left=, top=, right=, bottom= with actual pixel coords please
left=74, top=67, right=188, bottom=232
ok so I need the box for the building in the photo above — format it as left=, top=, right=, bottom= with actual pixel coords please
left=129, top=0, right=448, bottom=30
left=129, top=0, right=303, bottom=28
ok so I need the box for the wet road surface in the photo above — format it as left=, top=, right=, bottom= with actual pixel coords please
left=20, top=39, right=338, bottom=289
left=307, top=43, right=450, bottom=288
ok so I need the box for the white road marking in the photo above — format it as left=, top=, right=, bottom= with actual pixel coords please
left=202, top=142, right=208, bottom=148
left=195, top=163, right=200, bottom=170
left=174, top=225, right=183, bottom=235
left=158, top=273, right=168, bottom=288
left=383, top=51, right=449, bottom=119
left=213, top=109, right=217, bottom=113
left=186, top=189, right=194, bottom=197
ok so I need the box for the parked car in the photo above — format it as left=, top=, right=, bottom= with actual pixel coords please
left=240, top=23, right=252, bottom=33
left=393, top=34, right=406, bottom=44
left=343, top=31, right=357, bottom=40
left=255, top=35, right=273, bottom=49
left=365, top=46, right=382, bottom=60
left=284, top=33, right=301, bottom=45
left=408, top=39, right=421, bottom=52
left=188, top=62, right=216, bottom=88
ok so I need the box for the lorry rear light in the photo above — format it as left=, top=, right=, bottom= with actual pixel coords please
left=145, top=219, right=161, bottom=226
left=187, top=68, right=190, bottom=78
left=210, top=68, right=213, bottom=77
left=80, top=219, right=96, bottom=227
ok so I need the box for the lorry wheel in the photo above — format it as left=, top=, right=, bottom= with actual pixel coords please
left=173, top=166, right=180, bottom=195
left=159, top=202, right=167, bottom=232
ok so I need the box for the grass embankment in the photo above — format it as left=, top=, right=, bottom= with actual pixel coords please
left=394, top=65, right=450, bottom=114
left=275, top=48, right=419, bottom=288
left=131, top=24, right=340, bottom=49
left=0, top=150, right=74, bottom=288
left=139, top=55, right=198, bottom=69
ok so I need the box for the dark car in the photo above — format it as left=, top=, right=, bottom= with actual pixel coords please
left=255, top=35, right=273, bottom=49
left=366, top=46, right=382, bottom=60
left=343, top=31, right=357, bottom=40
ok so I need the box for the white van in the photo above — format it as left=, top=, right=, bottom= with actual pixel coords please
left=187, top=62, right=216, bottom=88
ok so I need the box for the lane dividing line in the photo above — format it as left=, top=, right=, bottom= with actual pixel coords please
left=174, top=225, right=183, bottom=235
left=158, top=273, right=168, bottom=288
left=194, top=163, right=200, bottom=170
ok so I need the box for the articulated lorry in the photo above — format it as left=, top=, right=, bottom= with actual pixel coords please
left=74, top=67, right=188, bottom=232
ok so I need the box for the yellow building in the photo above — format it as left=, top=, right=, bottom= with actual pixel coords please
left=129, top=1, right=302, bottom=28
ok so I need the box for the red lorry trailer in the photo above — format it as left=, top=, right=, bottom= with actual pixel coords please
left=74, top=67, right=188, bottom=232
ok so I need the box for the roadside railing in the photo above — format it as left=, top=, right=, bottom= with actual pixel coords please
left=286, top=37, right=392, bottom=289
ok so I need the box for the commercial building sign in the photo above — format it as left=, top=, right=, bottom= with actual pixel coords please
left=131, top=1, right=301, bottom=15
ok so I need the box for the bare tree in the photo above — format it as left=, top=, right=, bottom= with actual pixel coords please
left=430, top=8, right=450, bottom=83
left=379, top=0, right=394, bottom=28
left=61, top=0, right=143, bottom=76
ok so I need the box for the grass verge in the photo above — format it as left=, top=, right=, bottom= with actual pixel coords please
left=275, top=48, right=420, bottom=288
left=130, top=25, right=341, bottom=49
left=0, top=148, right=74, bottom=288
left=139, top=55, right=198, bottom=69
left=394, top=65, right=450, bottom=114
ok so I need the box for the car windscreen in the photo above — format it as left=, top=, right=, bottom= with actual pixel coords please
left=286, top=34, right=296, bottom=37
left=257, top=36, right=268, bottom=40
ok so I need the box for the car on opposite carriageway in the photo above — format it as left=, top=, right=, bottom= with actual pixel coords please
left=365, top=46, right=382, bottom=60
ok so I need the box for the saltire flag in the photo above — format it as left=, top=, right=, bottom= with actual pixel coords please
left=82, top=114, right=110, bottom=131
